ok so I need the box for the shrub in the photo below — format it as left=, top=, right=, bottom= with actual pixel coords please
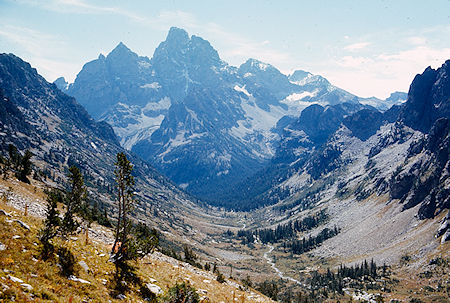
left=57, top=246, right=76, bottom=277
left=164, top=282, right=199, bottom=303
left=216, top=271, right=225, bottom=283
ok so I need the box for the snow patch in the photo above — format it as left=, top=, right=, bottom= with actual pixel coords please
left=284, top=91, right=316, bottom=102
left=111, top=98, right=171, bottom=150
left=138, top=60, right=151, bottom=68
left=179, top=183, right=189, bottom=190
left=140, top=82, right=161, bottom=89
left=233, top=85, right=251, bottom=97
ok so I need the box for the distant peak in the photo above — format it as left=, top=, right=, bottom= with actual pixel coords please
left=241, top=58, right=272, bottom=71
left=289, top=70, right=312, bottom=82
left=53, top=77, right=69, bottom=91
left=111, top=41, right=131, bottom=52
left=165, top=27, right=189, bottom=44
left=107, top=42, right=137, bottom=59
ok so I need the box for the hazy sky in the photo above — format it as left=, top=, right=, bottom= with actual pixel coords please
left=1, top=0, right=450, bottom=99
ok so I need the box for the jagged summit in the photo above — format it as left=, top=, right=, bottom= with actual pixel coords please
left=53, top=76, right=69, bottom=91
left=240, top=58, right=273, bottom=72
left=153, top=27, right=220, bottom=64
left=107, top=41, right=137, bottom=60
left=166, top=27, right=190, bottom=44
left=289, top=70, right=312, bottom=82
left=399, top=60, right=450, bottom=133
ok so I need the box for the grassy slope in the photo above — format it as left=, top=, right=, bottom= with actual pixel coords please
left=0, top=177, right=274, bottom=303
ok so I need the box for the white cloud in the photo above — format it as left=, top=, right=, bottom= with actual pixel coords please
left=321, top=45, right=450, bottom=98
left=406, top=36, right=427, bottom=46
left=343, top=42, right=371, bottom=52
left=0, top=24, right=81, bottom=82
left=15, top=0, right=291, bottom=70
left=197, top=23, right=292, bottom=69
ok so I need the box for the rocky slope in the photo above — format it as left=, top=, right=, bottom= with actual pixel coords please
left=240, top=60, right=449, bottom=260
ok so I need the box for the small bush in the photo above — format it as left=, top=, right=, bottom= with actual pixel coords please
left=57, top=246, right=76, bottom=277
left=400, top=253, right=411, bottom=265
left=140, top=284, right=157, bottom=302
left=164, top=282, right=199, bottom=303
left=216, top=271, right=225, bottom=283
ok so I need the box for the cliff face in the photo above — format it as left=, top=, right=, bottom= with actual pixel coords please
left=399, top=60, right=450, bottom=133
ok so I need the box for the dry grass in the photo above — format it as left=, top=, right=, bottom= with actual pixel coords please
left=0, top=178, right=274, bottom=302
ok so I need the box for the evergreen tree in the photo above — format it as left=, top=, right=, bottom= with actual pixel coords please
left=130, top=222, right=159, bottom=258
left=60, top=166, right=86, bottom=237
left=8, top=144, right=21, bottom=170
left=111, top=152, right=136, bottom=283
left=39, top=192, right=61, bottom=259
left=17, top=149, right=33, bottom=183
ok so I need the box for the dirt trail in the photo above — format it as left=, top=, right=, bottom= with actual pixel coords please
left=263, top=245, right=308, bottom=288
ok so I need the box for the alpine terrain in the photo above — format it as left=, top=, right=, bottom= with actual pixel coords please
left=59, top=27, right=407, bottom=201
left=0, top=26, right=448, bottom=303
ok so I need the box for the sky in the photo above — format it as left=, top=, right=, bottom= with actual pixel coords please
left=1, top=0, right=450, bottom=99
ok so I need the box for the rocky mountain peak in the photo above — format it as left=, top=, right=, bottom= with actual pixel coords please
left=289, top=70, right=312, bottom=82
left=399, top=61, right=450, bottom=133
left=53, top=76, right=69, bottom=92
left=106, top=41, right=138, bottom=61
left=165, top=26, right=190, bottom=46
left=239, top=58, right=274, bottom=73
left=153, top=27, right=220, bottom=65
left=190, top=35, right=221, bottom=62
left=386, top=91, right=407, bottom=103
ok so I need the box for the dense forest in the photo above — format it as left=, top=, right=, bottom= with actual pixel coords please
left=237, top=209, right=329, bottom=245
left=288, top=226, right=339, bottom=255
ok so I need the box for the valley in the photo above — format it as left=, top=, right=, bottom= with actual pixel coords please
left=0, top=21, right=449, bottom=303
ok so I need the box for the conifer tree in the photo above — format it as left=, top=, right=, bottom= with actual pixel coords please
left=111, top=152, right=135, bottom=281
left=39, top=192, right=61, bottom=259
left=60, top=166, right=86, bottom=237
left=18, top=149, right=33, bottom=183
left=8, top=144, right=21, bottom=170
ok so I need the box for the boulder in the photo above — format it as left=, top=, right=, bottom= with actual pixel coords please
left=14, top=220, right=30, bottom=230
left=146, top=283, right=163, bottom=295
left=78, top=260, right=90, bottom=273
left=8, top=275, right=24, bottom=283
left=21, top=283, right=33, bottom=291
left=68, top=275, right=91, bottom=284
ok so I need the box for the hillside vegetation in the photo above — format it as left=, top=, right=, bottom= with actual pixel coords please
left=0, top=175, right=274, bottom=303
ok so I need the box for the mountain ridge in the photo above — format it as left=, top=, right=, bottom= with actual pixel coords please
left=61, top=27, right=407, bottom=200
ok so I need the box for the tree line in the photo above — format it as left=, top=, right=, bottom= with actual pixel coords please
left=289, top=226, right=339, bottom=255
left=0, top=144, right=33, bottom=183
left=237, top=209, right=328, bottom=245
left=309, top=259, right=389, bottom=295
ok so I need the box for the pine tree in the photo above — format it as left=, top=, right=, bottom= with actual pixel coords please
left=8, top=144, right=21, bottom=170
left=39, top=192, right=61, bottom=259
left=60, top=166, right=86, bottom=237
left=111, top=152, right=135, bottom=282
left=17, top=150, right=33, bottom=183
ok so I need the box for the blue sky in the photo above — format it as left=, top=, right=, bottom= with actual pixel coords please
left=1, top=0, right=450, bottom=99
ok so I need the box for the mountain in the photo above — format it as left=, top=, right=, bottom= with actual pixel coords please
left=0, top=53, right=216, bottom=246
left=63, top=27, right=401, bottom=200
left=1, top=47, right=449, bottom=303
left=238, top=60, right=449, bottom=239
left=399, top=63, right=450, bottom=133
left=207, top=102, right=371, bottom=209
left=0, top=53, right=290, bottom=300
